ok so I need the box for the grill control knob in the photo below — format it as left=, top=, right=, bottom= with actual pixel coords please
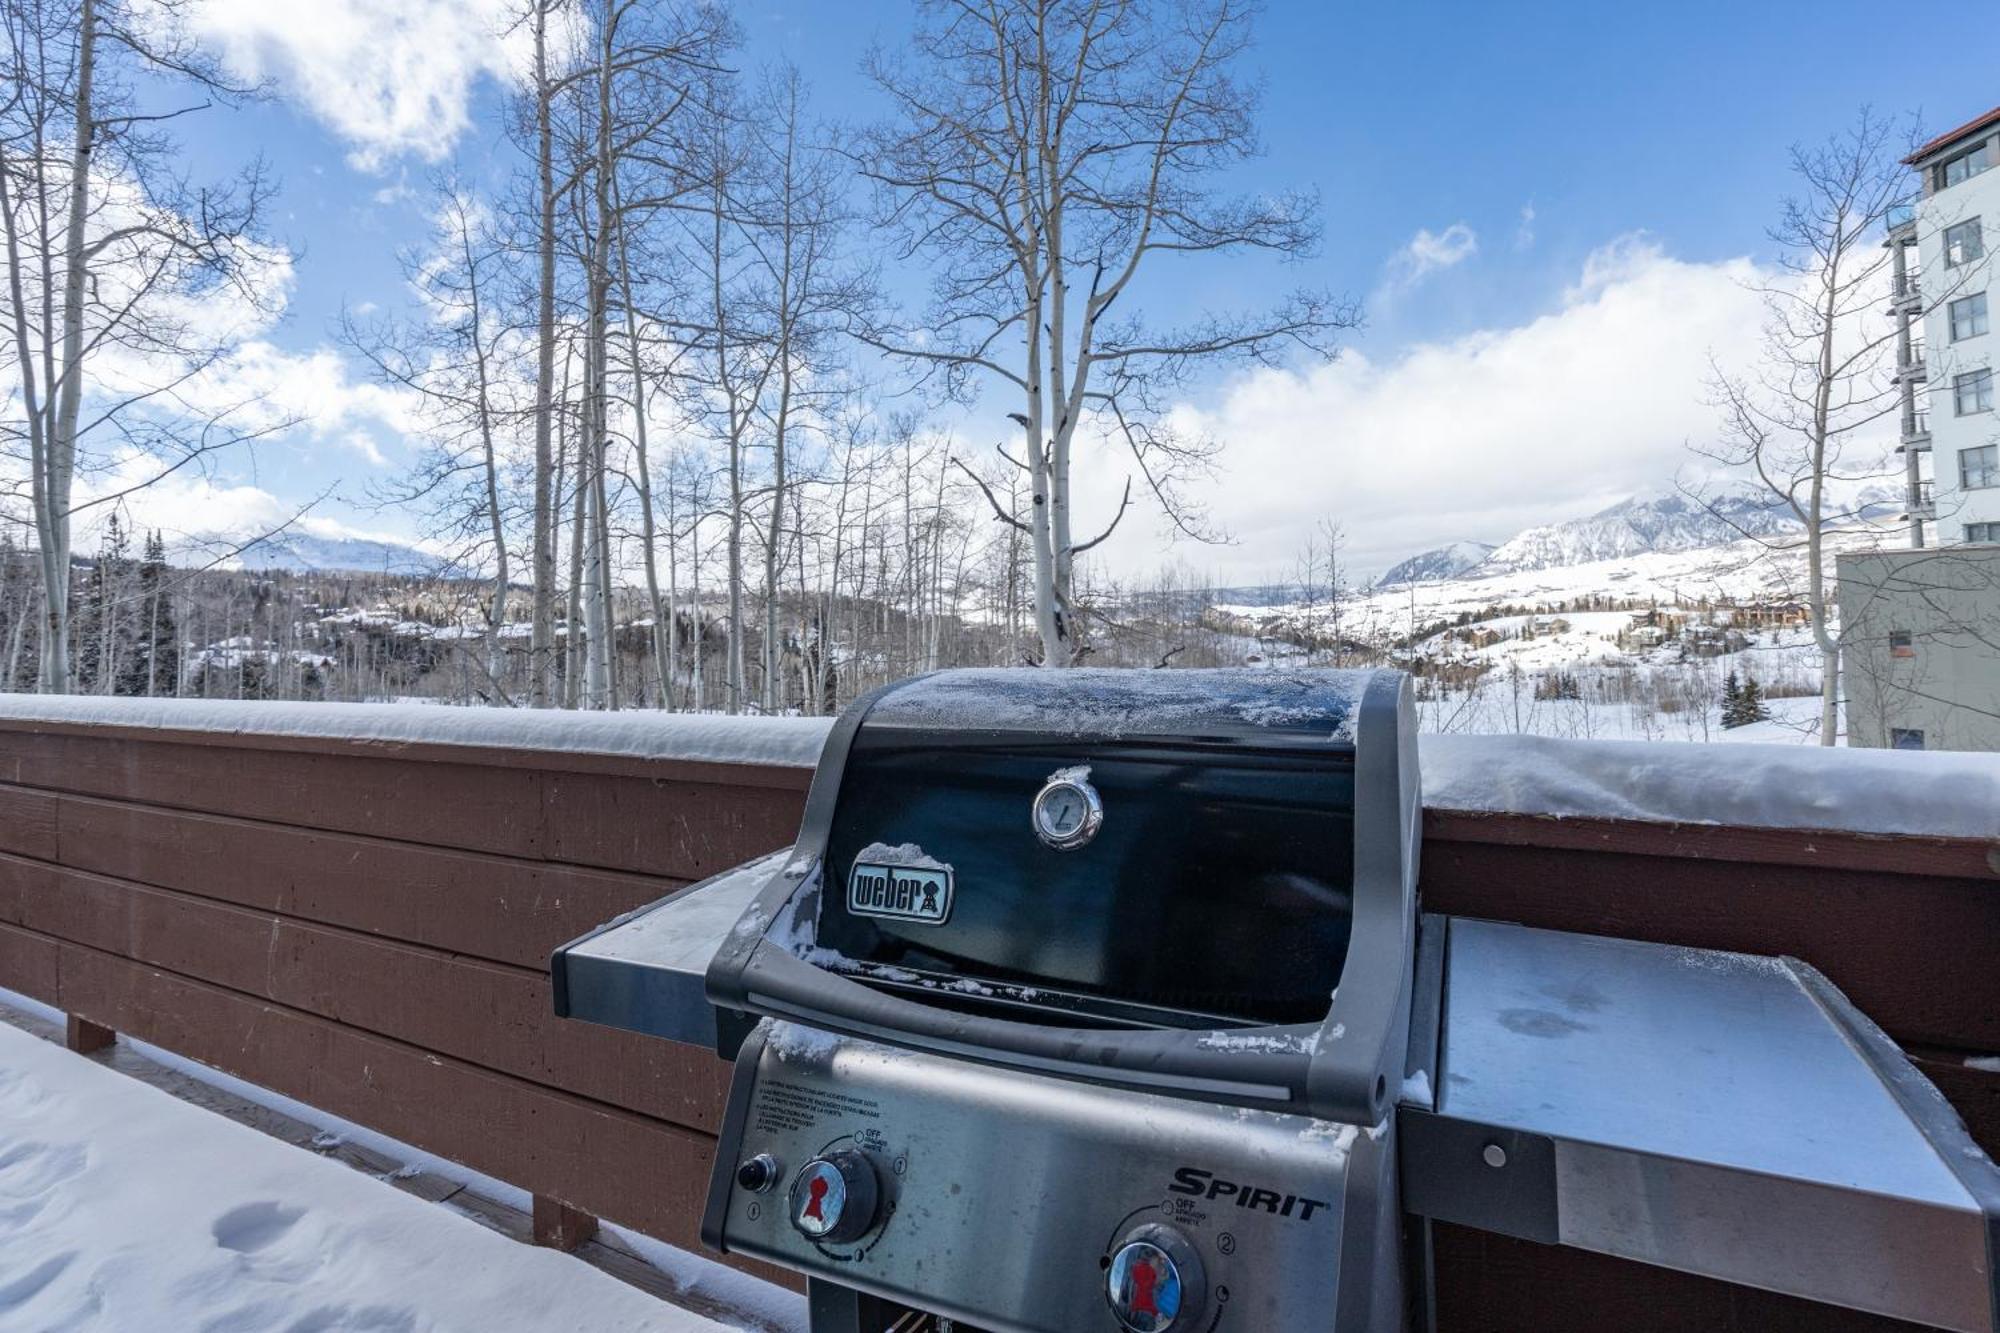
left=788, top=1150, right=880, bottom=1245
left=736, top=1154, right=779, bottom=1193
left=1106, top=1224, right=1206, bottom=1332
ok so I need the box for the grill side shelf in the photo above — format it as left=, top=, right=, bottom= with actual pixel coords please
left=551, top=850, right=791, bottom=1049
left=1399, top=917, right=2000, bottom=1333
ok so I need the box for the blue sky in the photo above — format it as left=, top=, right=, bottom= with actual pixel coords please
left=114, top=0, right=1996, bottom=580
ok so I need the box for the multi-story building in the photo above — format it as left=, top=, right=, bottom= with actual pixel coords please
left=1886, top=106, right=2000, bottom=546
left=1844, top=106, right=2000, bottom=750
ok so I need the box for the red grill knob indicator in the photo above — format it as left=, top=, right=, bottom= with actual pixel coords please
left=1107, top=1224, right=1206, bottom=1332
left=788, top=1150, right=880, bottom=1245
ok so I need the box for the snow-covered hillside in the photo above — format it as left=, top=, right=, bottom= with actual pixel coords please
left=1297, top=519, right=1890, bottom=638
left=1217, top=515, right=1901, bottom=745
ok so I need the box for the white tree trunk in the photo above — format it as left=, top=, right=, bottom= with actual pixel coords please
left=528, top=0, right=559, bottom=707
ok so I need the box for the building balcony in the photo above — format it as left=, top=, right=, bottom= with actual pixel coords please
left=1886, top=267, right=1923, bottom=316
left=1893, top=342, right=1928, bottom=384
left=1899, top=406, right=1932, bottom=452
left=1884, top=201, right=1918, bottom=240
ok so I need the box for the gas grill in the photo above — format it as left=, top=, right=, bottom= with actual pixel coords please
left=553, top=667, right=2000, bottom=1333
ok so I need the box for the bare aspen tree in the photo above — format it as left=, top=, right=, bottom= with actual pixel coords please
left=577, top=0, right=617, bottom=708
left=611, top=166, right=676, bottom=708
left=555, top=0, right=727, bottom=709
left=1320, top=518, right=1348, bottom=664
left=815, top=408, right=874, bottom=711
left=859, top=0, right=1353, bottom=666
left=676, top=73, right=772, bottom=714
left=738, top=65, right=866, bottom=712
left=0, top=0, right=283, bottom=693
left=524, top=0, right=565, bottom=706
left=1703, top=109, right=1913, bottom=744
left=343, top=186, right=518, bottom=700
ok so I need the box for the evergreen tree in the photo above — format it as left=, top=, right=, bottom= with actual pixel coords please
left=1720, top=671, right=1747, bottom=729
left=121, top=532, right=180, bottom=696
left=1741, top=673, right=1771, bottom=726
left=71, top=517, right=143, bottom=695
left=0, top=533, right=34, bottom=691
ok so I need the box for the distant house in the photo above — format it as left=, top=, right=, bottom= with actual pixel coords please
left=1718, top=602, right=1808, bottom=629
left=1681, top=625, right=1749, bottom=658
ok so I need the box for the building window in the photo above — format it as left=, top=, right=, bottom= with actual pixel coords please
left=1937, top=140, right=1993, bottom=190
left=1956, top=368, right=1995, bottom=416
left=1890, top=728, right=1926, bottom=751
left=1945, top=218, right=1985, bottom=267
left=1889, top=630, right=1915, bottom=659
left=1961, top=445, right=1999, bottom=488
left=1968, top=522, right=2000, bottom=542
left=1950, top=292, right=1990, bottom=341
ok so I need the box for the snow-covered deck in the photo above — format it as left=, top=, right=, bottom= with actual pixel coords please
left=0, top=1009, right=758, bottom=1332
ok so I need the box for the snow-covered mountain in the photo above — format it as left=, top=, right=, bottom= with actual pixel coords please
left=1377, top=540, right=1497, bottom=587
left=1479, top=490, right=1799, bottom=575
left=232, top=532, right=441, bottom=577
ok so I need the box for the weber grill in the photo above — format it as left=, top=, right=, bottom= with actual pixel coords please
left=554, top=668, right=2000, bottom=1333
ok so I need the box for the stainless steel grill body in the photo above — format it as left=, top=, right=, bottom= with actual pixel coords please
left=702, top=1022, right=1400, bottom=1333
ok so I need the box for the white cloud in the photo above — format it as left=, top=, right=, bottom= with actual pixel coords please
left=1385, top=223, right=1479, bottom=288
left=371, top=171, right=420, bottom=207
left=192, top=0, right=520, bottom=169
left=1071, top=236, right=1883, bottom=583
left=1515, top=203, right=1537, bottom=251
left=143, top=340, right=418, bottom=466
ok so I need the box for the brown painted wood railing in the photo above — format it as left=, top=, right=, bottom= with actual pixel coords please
left=0, top=711, right=1993, bottom=1331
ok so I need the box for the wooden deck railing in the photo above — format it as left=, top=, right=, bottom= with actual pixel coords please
left=0, top=704, right=1993, bottom=1331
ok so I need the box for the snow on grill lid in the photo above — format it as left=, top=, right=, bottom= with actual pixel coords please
left=868, top=667, right=1368, bottom=742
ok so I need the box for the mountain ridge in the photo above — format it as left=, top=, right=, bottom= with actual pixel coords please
left=1377, top=540, right=1497, bottom=587
left=230, top=531, right=441, bottom=577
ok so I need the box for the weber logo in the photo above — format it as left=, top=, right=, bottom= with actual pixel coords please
left=847, top=861, right=953, bottom=925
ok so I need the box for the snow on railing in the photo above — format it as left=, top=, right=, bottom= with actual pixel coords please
left=1423, top=733, right=2000, bottom=841
left=0, top=694, right=835, bottom=770
left=3, top=693, right=1997, bottom=840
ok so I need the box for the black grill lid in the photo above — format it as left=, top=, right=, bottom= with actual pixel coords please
left=706, top=666, right=1421, bottom=1125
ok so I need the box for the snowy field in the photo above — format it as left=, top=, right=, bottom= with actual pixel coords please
left=0, top=1009, right=777, bottom=1332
